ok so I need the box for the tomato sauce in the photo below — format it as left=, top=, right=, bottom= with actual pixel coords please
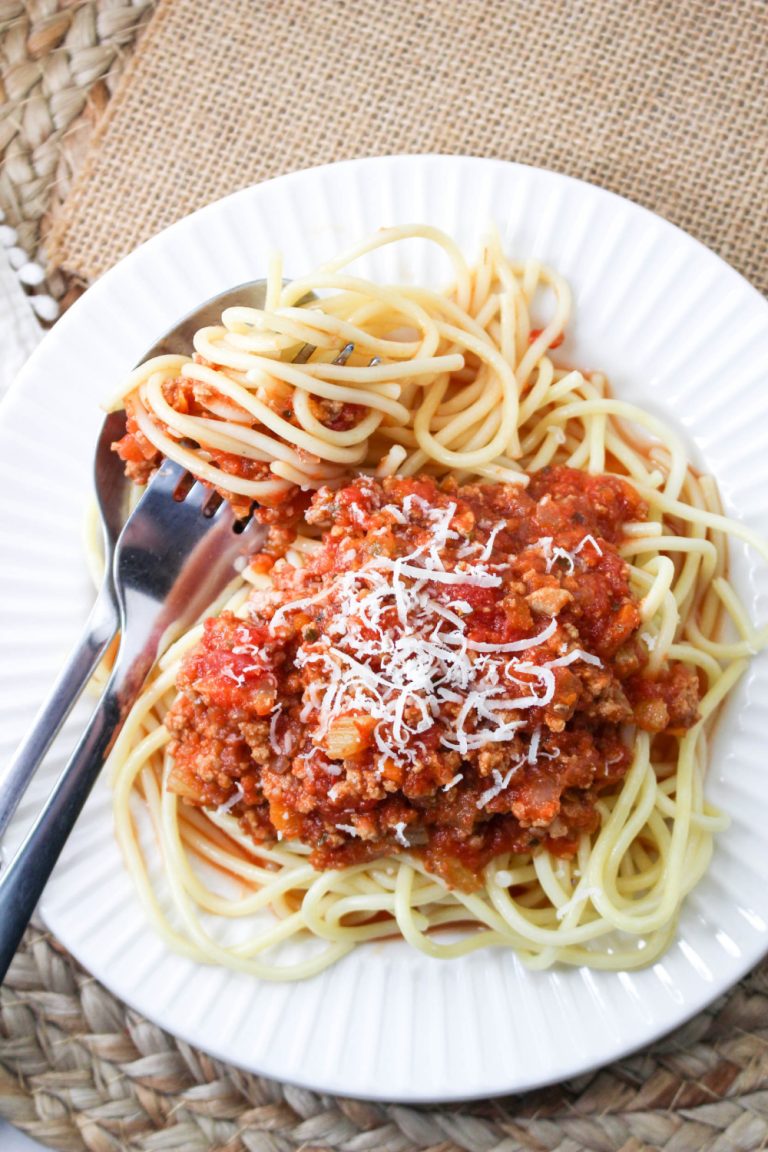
left=165, top=470, right=700, bottom=889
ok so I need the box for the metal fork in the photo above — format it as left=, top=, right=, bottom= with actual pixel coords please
left=0, top=463, right=266, bottom=981
left=0, top=314, right=361, bottom=979
left=0, top=279, right=272, bottom=842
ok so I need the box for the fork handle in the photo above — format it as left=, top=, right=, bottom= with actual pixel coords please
left=0, top=635, right=149, bottom=984
left=0, top=582, right=118, bottom=842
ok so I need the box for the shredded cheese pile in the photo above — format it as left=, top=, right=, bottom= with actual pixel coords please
left=267, top=496, right=603, bottom=803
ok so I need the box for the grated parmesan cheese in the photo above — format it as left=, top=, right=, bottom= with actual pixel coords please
left=335, top=823, right=359, bottom=837
left=393, top=821, right=410, bottom=847
left=574, top=534, right=603, bottom=559
left=534, top=532, right=604, bottom=575
left=476, top=757, right=526, bottom=808
left=214, top=782, right=246, bottom=816
left=268, top=493, right=599, bottom=806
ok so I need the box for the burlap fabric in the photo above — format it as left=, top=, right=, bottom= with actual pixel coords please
left=47, top=0, right=768, bottom=295
left=3, top=1, right=768, bottom=1150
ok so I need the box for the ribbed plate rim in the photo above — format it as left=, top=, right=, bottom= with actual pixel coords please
left=2, top=155, right=768, bottom=1102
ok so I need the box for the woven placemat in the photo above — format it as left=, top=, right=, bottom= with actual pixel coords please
left=0, top=0, right=155, bottom=309
left=2, top=2, right=768, bottom=1150
left=2, top=921, right=768, bottom=1152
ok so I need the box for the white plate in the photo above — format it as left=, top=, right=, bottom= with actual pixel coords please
left=2, top=156, right=768, bottom=1102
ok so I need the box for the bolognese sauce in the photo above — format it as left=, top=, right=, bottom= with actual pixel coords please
left=165, top=469, right=700, bottom=890
left=112, top=364, right=316, bottom=521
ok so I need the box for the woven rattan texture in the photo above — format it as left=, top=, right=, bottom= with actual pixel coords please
left=0, top=0, right=154, bottom=303
left=48, top=0, right=768, bottom=294
left=3, top=3, right=768, bottom=1150
left=1, top=922, right=768, bottom=1152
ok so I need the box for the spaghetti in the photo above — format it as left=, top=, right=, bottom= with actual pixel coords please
left=105, top=225, right=768, bottom=979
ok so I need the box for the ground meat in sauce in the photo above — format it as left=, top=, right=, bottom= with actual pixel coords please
left=112, top=374, right=363, bottom=521
left=165, top=469, right=701, bottom=890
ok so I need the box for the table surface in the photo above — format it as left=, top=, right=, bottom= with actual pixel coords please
left=0, top=1119, right=47, bottom=1150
